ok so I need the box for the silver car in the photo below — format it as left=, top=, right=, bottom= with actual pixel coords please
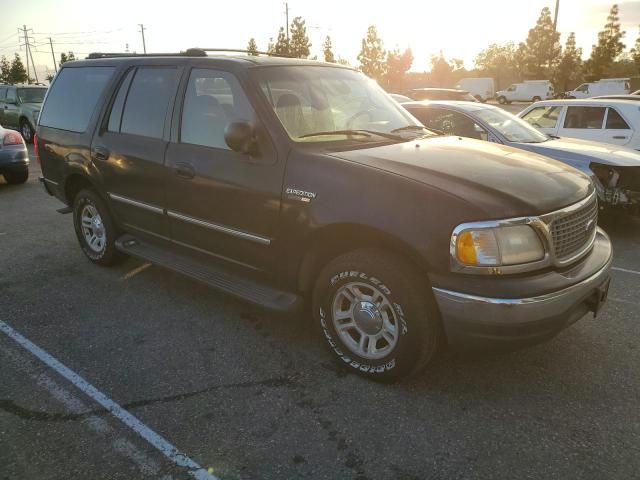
left=404, top=100, right=640, bottom=215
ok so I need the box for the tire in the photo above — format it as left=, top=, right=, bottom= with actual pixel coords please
left=3, top=169, right=28, bottom=184
left=72, top=188, right=124, bottom=266
left=20, top=119, right=33, bottom=144
left=532, top=96, right=541, bottom=102
left=497, top=96, right=507, bottom=105
left=312, top=248, right=442, bottom=381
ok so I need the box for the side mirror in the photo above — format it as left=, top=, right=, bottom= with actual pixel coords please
left=224, top=121, right=258, bottom=155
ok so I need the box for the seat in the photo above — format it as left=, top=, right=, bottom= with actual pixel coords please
left=275, top=94, right=307, bottom=137
left=182, top=94, right=229, bottom=148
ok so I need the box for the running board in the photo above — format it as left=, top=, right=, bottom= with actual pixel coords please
left=115, top=234, right=302, bottom=313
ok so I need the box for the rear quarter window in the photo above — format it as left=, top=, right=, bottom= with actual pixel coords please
left=605, top=108, right=631, bottom=129
left=39, top=66, right=115, bottom=133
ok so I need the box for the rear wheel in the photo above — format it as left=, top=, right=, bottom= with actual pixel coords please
left=498, top=96, right=507, bottom=105
left=312, top=248, right=442, bottom=381
left=72, top=189, right=124, bottom=266
left=3, top=169, right=28, bottom=184
left=20, top=119, right=33, bottom=143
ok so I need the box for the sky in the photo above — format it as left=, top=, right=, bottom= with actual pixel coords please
left=1, top=0, right=640, bottom=81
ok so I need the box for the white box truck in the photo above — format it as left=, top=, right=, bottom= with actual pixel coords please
left=496, top=80, right=554, bottom=104
left=456, top=77, right=495, bottom=102
left=565, top=78, right=630, bottom=98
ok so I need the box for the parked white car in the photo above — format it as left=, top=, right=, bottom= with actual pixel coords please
left=456, top=77, right=495, bottom=102
left=566, top=78, right=630, bottom=99
left=496, top=80, right=554, bottom=104
left=519, top=99, right=640, bottom=150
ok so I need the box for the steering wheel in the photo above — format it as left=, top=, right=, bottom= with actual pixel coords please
left=346, top=110, right=372, bottom=129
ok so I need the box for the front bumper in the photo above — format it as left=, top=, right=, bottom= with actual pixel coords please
left=433, top=228, right=612, bottom=349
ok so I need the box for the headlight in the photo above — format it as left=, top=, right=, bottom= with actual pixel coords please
left=454, top=224, right=545, bottom=267
left=32, top=110, right=40, bottom=122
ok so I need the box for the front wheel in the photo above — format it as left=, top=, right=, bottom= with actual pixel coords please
left=312, top=249, right=442, bottom=381
left=497, top=96, right=507, bottom=105
left=72, top=189, right=124, bottom=266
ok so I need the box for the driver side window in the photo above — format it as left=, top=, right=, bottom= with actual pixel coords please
left=418, top=108, right=487, bottom=140
left=521, top=106, right=561, bottom=129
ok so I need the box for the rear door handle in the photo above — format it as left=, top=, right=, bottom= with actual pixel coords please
left=174, top=162, right=195, bottom=179
left=612, top=136, right=628, bottom=139
left=92, top=146, right=110, bottom=161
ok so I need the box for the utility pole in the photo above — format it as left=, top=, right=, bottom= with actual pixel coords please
left=20, top=25, right=30, bottom=83
left=553, top=0, right=560, bottom=31
left=285, top=2, right=289, bottom=39
left=27, top=42, right=38, bottom=83
left=48, top=37, right=57, bottom=73
left=138, top=24, right=147, bottom=54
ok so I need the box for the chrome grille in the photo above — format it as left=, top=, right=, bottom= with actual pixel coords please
left=550, top=196, right=598, bottom=261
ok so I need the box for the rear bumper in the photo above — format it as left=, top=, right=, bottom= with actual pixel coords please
left=0, top=148, right=29, bottom=173
left=433, top=228, right=613, bottom=349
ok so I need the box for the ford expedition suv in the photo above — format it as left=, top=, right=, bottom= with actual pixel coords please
left=37, top=50, right=612, bottom=380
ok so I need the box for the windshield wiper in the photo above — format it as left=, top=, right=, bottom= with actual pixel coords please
left=391, top=125, right=441, bottom=137
left=298, top=129, right=404, bottom=141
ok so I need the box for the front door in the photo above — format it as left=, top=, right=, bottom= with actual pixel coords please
left=164, top=67, right=282, bottom=273
left=91, top=65, right=182, bottom=239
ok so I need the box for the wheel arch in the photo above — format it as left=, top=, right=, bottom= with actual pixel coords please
left=63, top=172, right=98, bottom=206
left=297, top=223, right=432, bottom=294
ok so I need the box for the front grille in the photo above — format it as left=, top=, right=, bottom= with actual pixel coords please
left=550, top=196, right=598, bottom=261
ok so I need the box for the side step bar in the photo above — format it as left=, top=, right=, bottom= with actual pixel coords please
left=115, top=234, right=303, bottom=313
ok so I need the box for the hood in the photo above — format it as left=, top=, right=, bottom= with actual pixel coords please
left=329, top=136, right=592, bottom=218
left=513, top=136, right=640, bottom=167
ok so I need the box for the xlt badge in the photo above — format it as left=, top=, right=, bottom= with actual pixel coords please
left=286, top=187, right=317, bottom=203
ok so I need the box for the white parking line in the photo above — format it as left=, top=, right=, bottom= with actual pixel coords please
left=612, top=266, right=640, bottom=276
left=120, top=262, right=152, bottom=280
left=0, top=320, right=218, bottom=480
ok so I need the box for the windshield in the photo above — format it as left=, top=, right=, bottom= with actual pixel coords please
left=251, top=66, right=428, bottom=143
left=17, top=88, right=47, bottom=104
left=475, top=107, right=549, bottom=143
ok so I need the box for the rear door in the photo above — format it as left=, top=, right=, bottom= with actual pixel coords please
left=4, top=88, right=20, bottom=128
left=164, top=67, right=282, bottom=272
left=558, top=106, right=607, bottom=142
left=603, top=107, right=633, bottom=146
left=91, top=65, right=182, bottom=239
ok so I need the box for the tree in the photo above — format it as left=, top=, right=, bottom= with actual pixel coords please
left=289, top=16, right=311, bottom=58
left=522, top=7, right=561, bottom=77
left=323, top=36, right=335, bottom=63
left=474, top=42, right=522, bottom=88
left=0, top=56, right=10, bottom=83
left=554, top=32, right=583, bottom=92
left=46, top=73, right=55, bottom=83
left=9, top=54, right=28, bottom=84
left=630, top=27, right=640, bottom=73
left=247, top=38, right=259, bottom=56
left=59, top=51, right=76, bottom=67
left=585, top=4, right=625, bottom=79
left=357, top=25, right=386, bottom=82
left=429, top=52, right=462, bottom=87
left=385, top=48, right=413, bottom=90
left=273, top=27, right=291, bottom=57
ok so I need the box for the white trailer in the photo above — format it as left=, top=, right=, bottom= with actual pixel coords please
left=456, top=77, right=495, bottom=102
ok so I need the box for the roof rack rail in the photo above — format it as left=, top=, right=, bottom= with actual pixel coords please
left=86, top=49, right=207, bottom=59
left=191, top=48, right=293, bottom=58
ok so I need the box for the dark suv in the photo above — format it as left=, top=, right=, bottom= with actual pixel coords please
left=37, top=50, right=612, bottom=380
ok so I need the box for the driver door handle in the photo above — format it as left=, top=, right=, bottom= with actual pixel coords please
left=612, top=136, right=628, bottom=139
left=174, top=162, right=195, bottom=179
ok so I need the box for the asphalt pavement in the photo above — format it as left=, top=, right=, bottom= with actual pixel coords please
left=1, top=146, right=639, bottom=480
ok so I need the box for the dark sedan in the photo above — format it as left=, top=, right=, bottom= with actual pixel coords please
left=0, top=125, right=29, bottom=184
left=404, top=100, right=640, bottom=215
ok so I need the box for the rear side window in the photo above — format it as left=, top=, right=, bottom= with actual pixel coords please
left=606, top=108, right=630, bottom=129
left=521, top=106, right=561, bottom=129
left=119, top=67, right=179, bottom=139
left=6, top=88, right=17, bottom=103
left=0, top=87, right=6, bottom=100
left=563, top=106, right=605, bottom=129
left=39, top=67, right=114, bottom=132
